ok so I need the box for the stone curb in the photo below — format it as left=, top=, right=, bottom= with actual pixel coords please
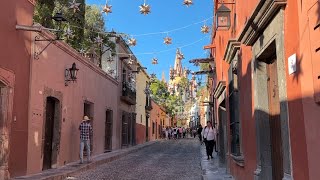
left=13, top=141, right=157, bottom=180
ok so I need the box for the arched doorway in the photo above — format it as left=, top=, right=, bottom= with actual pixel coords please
left=42, top=96, right=61, bottom=170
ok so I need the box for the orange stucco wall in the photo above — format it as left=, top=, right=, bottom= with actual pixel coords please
left=149, top=100, right=165, bottom=141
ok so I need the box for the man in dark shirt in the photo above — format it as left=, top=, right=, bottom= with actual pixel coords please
left=197, top=125, right=203, bottom=143
left=79, top=116, right=93, bottom=164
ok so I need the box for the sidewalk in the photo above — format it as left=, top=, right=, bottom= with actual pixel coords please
left=200, top=144, right=234, bottom=180
left=13, top=141, right=157, bottom=180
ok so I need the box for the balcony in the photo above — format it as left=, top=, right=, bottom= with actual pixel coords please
left=145, top=97, right=153, bottom=111
left=121, top=82, right=136, bottom=105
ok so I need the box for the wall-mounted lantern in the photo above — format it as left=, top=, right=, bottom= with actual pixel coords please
left=216, top=4, right=231, bottom=30
left=65, top=63, right=79, bottom=86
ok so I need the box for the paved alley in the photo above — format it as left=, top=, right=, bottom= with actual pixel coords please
left=72, top=139, right=202, bottom=180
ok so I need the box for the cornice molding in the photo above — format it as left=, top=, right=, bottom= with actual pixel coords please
left=223, top=39, right=241, bottom=64
left=238, top=0, right=287, bottom=46
left=213, top=81, right=226, bottom=98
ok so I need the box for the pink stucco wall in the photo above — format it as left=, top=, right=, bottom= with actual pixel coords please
left=26, top=31, right=120, bottom=174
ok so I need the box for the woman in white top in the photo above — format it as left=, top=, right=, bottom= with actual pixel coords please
left=202, top=121, right=216, bottom=160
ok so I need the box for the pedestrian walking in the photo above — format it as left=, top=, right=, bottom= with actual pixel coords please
left=182, top=127, right=186, bottom=138
left=79, top=115, right=93, bottom=164
left=165, top=127, right=169, bottom=140
left=197, top=125, right=203, bottom=143
left=202, top=121, right=216, bottom=160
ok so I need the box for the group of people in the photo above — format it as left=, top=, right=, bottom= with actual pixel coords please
left=163, top=126, right=188, bottom=140
left=196, top=121, right=217, bottom=160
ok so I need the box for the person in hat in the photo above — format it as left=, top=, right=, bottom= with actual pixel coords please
left=79, top=115, right=93, bottom=164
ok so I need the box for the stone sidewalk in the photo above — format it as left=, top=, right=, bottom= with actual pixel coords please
left=13, top=141, right=157, bottom=180
left=200, top=144, right=234, bottom=180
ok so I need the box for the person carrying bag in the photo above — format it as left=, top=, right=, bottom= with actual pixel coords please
left=202, top=121, right=216, bottom=160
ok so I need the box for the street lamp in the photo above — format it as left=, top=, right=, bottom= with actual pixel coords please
left=216, top=4, right=231, bottom=30
left=65, top=62, right=79, bottom=86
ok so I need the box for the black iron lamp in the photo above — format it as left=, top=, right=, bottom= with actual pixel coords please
left=52, top=12, right=67, bottom=22
left=65, top=63, right=79, bottom=86
left=216, top=4, right=231, bottom=30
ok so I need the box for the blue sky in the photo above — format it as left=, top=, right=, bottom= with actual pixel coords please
left=86, top=0, right=213, bottom=81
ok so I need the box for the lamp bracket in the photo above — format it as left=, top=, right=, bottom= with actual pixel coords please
left=34, top=35, right=63, bottom=60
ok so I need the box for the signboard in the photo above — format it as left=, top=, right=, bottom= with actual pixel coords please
left=288, top=54, right=297, bottom=75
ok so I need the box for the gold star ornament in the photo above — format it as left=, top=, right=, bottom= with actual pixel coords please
left=164, top=36, right=172, bottom=45
left=139, top=3, right=151, bottom=15
left=102, top=4, right=112, bottom=14
left=128, top=38, right=137, bottom=46
left=152, top=58, right=158, bottom=64
left=183, top=0, right=193, bottom=7
left=201, top=25, right=210, bottom=33
left=69, top=0, right=81, bottom=13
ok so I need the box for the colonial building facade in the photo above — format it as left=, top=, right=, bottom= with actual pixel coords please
left=210, top=0, right=320, bottom=179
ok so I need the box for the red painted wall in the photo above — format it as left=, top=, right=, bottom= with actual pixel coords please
left=136, top=124, right=146, bottom=145
left=0, top=0, right=34, bottom=177
left=26, top=31, right=119, bottom=175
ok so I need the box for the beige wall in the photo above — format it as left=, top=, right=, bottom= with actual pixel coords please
left=135, top=69, right=149, bottom=126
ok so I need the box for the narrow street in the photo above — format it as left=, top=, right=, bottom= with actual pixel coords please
left=73, top=139, right=202, bottom=180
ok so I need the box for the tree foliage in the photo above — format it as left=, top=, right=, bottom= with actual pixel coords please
left=150, top=80, right=183, bottom=116
left=33, top=1, right=115, bottom=53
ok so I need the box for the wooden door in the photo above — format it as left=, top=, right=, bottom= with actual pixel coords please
left=122, top=112, right=128, bottom=146
left=267, top=58, right=283, bottom=180
left=43, top=97, right=55, bottom=170
left=146, top=115, right=149, bottom=142
left=105, top=110, right=113, bottom=152
left=0, top=86, right=8, bottom=167
left=218, top=106, right=227, bottom=165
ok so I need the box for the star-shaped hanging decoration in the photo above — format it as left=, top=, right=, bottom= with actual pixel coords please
left=183, top=0, right=193, bottom=7
left=64, top=27, right=73, bottom=39
left=186, top=69, right=191, bottom=75
left=139, top=3, right=151, bottom=15
left=106, top=56, right=114, bottom=63
left=79, top=48, right=86, bottom=55
left=102, top=4, right=112, bottom=14
left=201, top=25, right=210, bottom=34
left=94, top=35, right=103, bottom=46
left=128, top=38, right=137, bottom=46
left=69, top=0, right=81, bottom=13
left=164, top=36, right=172, bottom=45
left=151, top=58, right=158, bottom=64
left=150, top=73, right=157, bottom=79
left=194, top=61, right=200, bottom=66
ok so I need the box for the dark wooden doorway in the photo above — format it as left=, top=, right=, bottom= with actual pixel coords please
left=43, top=97, right=60, bottom=170
left=105, top=110, right=113, bottom=152
left=0, top=84, right=8, bottom=168
left=218, top=102, right=227, bottom=166
left=146, top=115, right=149, bottom=142
left=266, top=57, right=283, bottom=180
left=84, top=101, right=94, bottom=154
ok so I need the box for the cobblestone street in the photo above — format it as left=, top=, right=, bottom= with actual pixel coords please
left=72, top=138, right=201, bottom=180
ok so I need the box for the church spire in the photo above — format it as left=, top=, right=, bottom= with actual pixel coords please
left=161, top=71, right=166, bottom=83
left=174, top=48, right=184, bottom=77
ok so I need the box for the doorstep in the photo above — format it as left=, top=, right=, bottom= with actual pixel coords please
left=13, top=141, right=157, bottom=180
